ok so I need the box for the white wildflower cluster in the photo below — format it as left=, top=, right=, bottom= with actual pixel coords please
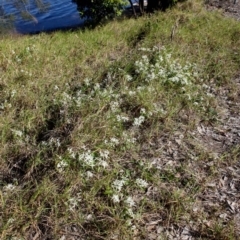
left=111, top=177, right=137, bottom=218
left=125, top=74, right=133, bottom=82
left=153, top=103, right=167, bottom=115
left=136, top=178, right=148, bottom=188
left=61, top=92, right=72, bottom=106
left=134, top=47, right=196, bottom=86
left=73, top=90, right=82, bottom=107
left=49, top=137, right=61, bottom=148
left=13, top=45, right=35, bottom=64
left=11, top=129, right=23, bottom=138
left=122, top=131, right=137, bottom=145
left=68, top=192, right=81, bottom=212
left=86, top=171, right=94, bottom=179
left=138, top=47, right=153, bottom=52
left=3, top=183, right=16, bottom=194
left=104, top=137, right=120, bottom=148
left=11, top=90, right=16, bottom=97
left=116, top=114, right=129, bottom=123
left=125, top=196, right=136, bottom=218
left=57, top=158, right=68, bottom=173
left=133, top=115, right=145, bottom=127
left=201, top=83, right=215, bottom=98
left=99, top=149, right=110, bottom=159
left=54, top=80, right=104, bottom=109
left=135, top=55, right=149, bottom=76
left=112, top=194, right=120, bottom=203
left=15, top=55, right=22, bottom=63
left=98, top=159, right=109, bottom=168
left=78, top=150, right=95, bottom=167
left=25, top=45, right=35, bottom=54
left=125, top=196, right=135, bottom=207
left=84, top=77, right=91, bottom=86
left=68, top=147, right=76, bottom=159
left=78, top=149, right=110, bottom=169
left=110, top=137, right=120, bottom=147
left=128, top=90, right=136, bottom=96
left=18, top=68, right=32, bottom=77
left=112, top=177, right=128, bottom=192
left=94, top=83, right=100, bottom=91
left=52, top=82, right=79, bottom=107
left=140, top=108, right=146, bottom=115
left=110, top=101, right=120, bottom=113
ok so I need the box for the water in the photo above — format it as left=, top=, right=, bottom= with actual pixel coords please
left=1, top=0, right=85, bottom=34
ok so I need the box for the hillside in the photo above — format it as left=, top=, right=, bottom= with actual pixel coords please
left=0, top=0, right=240, bottom=239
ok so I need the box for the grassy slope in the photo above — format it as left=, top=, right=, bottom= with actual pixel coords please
left=0, top=1, right=240, bottom=239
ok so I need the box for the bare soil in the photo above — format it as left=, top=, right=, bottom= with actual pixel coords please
left=206, top=0, right=240, bottom=20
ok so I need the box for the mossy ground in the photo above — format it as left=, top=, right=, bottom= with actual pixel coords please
left=0, top=1, right=240, bottom=239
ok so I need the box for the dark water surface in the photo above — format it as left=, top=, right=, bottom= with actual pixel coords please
left=1, top=0, right=85, bottom=34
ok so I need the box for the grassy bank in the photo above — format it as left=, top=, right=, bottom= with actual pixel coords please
left=1, top=1, right=240, bottom=239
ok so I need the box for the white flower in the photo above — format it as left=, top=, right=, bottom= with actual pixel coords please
left=133, top=116, right=145, bottom=127
left=56, top=138, right=61, bottom=147
left=116, top=115, right=129, bottom=122
left=68, top=192, right=81, bottom=211
left=99, top=160, right=109, bottom=168
left=11, top=90, right=16, bottom=97
left=140, top=108, right=146, bottom=114
left=138, top=47, right=151, bottom=52
left=50, top=138, right=61, bottom=147
left=99, top=150, right=110, bottom=159
left=125, top=74, right=133, bottom=81
left=112, top=194, right=120, bottom=203
left=57, top=160, right=68, bottom=173
left=84, top=78, right=91, bottom=86
left=86, top=171, right=94, bottom=178
left=86, top=214, right=93, bottom=221
left=3, top=184, right=16, bottom=192
left=112, top=178, right=127, bottom=192
left=12, top=129, right=23, bottom=137
left=79, top=150, right=95, bottom=167
left=207, top=92, right=214, bottom=97
left=68, top=148, right=76, bottom=158
left=136, top=178, right=148, bottom=188
left=128, top=90, right=136, bottom=96
left=94, top=83, right=100, bottom=90
left=127, top=208, right=135, bottom=218
left=131, top=225, right=137, bottom=230
left=109, top=137, right=119, bottom=147
left=7, top=218, right=15, bottom=224
left=68, top=198, right=78, bottom=211
left=110, top=101, right=120, bottom=112
left=126, top=137, right=137, bottom=144
left=125, top=197, right=135, bottom=207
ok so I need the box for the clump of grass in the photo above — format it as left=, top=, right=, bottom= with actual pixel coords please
left=1, top=0, right=240, bottom=239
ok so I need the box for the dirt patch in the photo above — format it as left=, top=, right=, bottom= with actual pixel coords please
left=206, top=0, right=240, bottom=20
left=138, top=78, right=240, bottom=239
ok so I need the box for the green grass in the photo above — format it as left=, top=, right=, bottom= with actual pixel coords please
left=1, top=0, right=240, bottom=239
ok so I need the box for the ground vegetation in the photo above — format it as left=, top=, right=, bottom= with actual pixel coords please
left=0, top=0, right=240, bottom=239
